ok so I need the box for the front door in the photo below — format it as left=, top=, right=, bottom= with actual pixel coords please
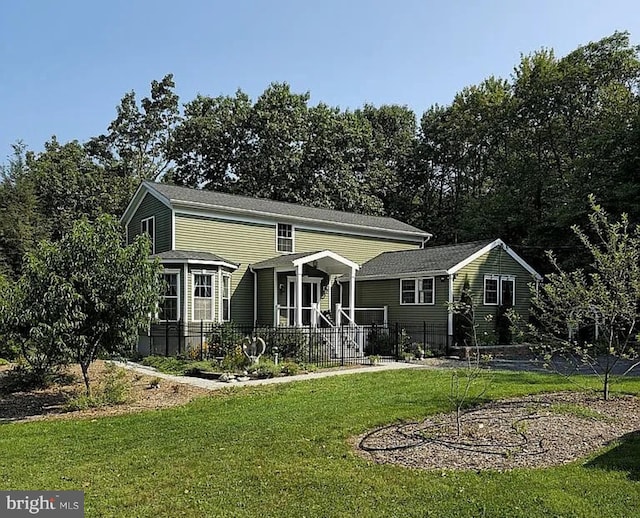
left=287, top=278, right=321, bottom=326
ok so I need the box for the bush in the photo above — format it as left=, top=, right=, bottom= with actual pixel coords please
left=280, top=361, right=300, bottom=376
left=207, top=323, right=245, bottom=358
left=264, top=328, right=308, bottom=360
left=0, top=363, right=61, bottom=394
left=247, top=359, right=281, bottom=379
left=65, top=363, right=130, bottom=410
left=221, top=346, right=249, bottom=371
left=366, top=328, right=395, bottom=356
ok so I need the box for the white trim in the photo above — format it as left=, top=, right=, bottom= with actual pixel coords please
left=399, top=277, right=435, bottom=305
left=217, top=266, right=223, bottom=322
left=448, top=239, right=542, bottom=280
left=483, top=275, right=500, bottom=306
left=291, top=250, right=360, bottom=271
left=120, top=182, right=172, bottom=226
left=221, top=271, right=232, bottom=322
left=140, top=216, right=155, bottom=255
left=483, top=274, right=515, bottom=306
left=191, top=271, right=216, bottom=322
left=171, top=209, right=176, bottom=250
left=276, top=222, right=295, bottom=253
left=355, top=269, right=448, bottom=281
left=155, top=257, right=239, bottom=270
left=287, top=275, right=322, bottom=326
left=273, top=268, right=279, bottom=326
left=182, top=263, right=188, bottom=324
left=171, top=204, right=430, bottom=242
left=158, top=269, right=181, bottom=322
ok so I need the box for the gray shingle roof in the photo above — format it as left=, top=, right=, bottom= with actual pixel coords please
left=151, top=250, right=238, bottom=267
left=145, top=181, right=428, bottom=237
left=250, top=251, right=325, bottom=270
left=357, top=240, right=496, bottom=278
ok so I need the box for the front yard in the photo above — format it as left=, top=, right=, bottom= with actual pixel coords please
left=0, top=368, right=639, bottom=517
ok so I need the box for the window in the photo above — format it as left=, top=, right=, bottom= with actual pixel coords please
left=484, top=277, right=499, bottom=305
left=141, top=216, right=155, bottom=254
left=400, top=277, right=435, bottom=305
left=193, top=273, right=214, bottom=321
left=401, top=279, right=416, bottom=304
left=484, top=275, right=515, bottom=306
left=501, top=277, right=515, bottom=307
left=159, top=272, right=179, bottom=321
left=222, top=274, right=231, bottom=322
left=277, top=223, right=294, bottom=252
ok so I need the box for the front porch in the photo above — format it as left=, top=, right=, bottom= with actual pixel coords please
left=251, top=250, right=363, bottom=328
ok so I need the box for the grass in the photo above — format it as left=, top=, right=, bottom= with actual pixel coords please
left=0, top=369, right=639, bottom=517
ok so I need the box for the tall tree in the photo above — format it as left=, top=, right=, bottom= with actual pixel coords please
left=88, top=74, right=180, bottom=181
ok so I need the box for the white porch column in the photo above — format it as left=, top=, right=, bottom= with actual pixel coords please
left=295, top=263, right=303, bottom=327
left=349, top=267, right=356, bottom=325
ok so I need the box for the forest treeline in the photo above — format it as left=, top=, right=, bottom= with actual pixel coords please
left=2, top=31, right=639, bottom=277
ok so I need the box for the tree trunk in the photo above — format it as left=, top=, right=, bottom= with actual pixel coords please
left=80, top=362, right=91, bottom=397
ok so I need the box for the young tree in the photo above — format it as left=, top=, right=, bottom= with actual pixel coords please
left=0, top=215, right=163, bottom=394
left=531, top=196, right=640, bottom=399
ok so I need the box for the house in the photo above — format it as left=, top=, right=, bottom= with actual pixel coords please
left=353, top=239, right=542, bottom=343
left=121, top=182, right=540, bottom=355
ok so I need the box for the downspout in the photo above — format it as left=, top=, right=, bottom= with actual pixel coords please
left=249, top=265, right=257, bottom=328
left=447, top=273, right=454, bottom=340
left=183, top=263, right=189, bottom=336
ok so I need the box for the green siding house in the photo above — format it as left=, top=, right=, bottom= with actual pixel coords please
left=121, top=182, right=540, bottom=352
left=353, top=239, right=542, bottom=341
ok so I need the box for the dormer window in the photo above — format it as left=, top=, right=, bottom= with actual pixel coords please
left=277, top=223, right=294, bottom=253
left=141, top=216, right=155, bottom=254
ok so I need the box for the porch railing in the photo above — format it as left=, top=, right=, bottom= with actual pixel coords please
left=335, top=304, right=388, bottom=326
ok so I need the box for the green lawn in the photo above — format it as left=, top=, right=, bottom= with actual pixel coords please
left=1, top=369, right=639, bottom=517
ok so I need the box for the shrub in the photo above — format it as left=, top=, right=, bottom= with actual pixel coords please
left=207, top=323, right=245, bottom=358
left=365, top=328, right=395, bottom=356
left=65, top=363, right=130, bottom=410
left=264, top=327, right=308, bottom=360
left=280, top=361, right=300, bottom=376
left=247, top=359, right=281, bottom=379
left=221, top=345, right=249, bottom=372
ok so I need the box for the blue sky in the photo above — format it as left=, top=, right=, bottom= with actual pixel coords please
left=2, top=0, right=639, bottom=160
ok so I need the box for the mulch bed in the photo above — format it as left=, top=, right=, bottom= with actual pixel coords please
left=355, top=392, right=640, bottom=471
left=0, top=361, right=210, bottom=423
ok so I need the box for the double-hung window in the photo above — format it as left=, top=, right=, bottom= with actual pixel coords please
left=140, top=216, right=155, bottom=254
left=277, top=223, right=294, bottom=252
left=400, top=277, right=435, bottom=305
left=484, top=275, right=515, bottom=306
left=159, top=272, right=179, bottom=321
left=193, top=273, right=214, bottom=321
left=221, top=274, right=231, bottom=322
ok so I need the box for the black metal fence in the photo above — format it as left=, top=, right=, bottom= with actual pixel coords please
left=139, top=321, right=449, bottom=368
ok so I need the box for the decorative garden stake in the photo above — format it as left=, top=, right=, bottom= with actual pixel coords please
left=242, top=336, right=266, bottom=364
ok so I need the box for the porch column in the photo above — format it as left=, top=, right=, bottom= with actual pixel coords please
left=296, top=263, right=303, bottom=327
left=349, top=267, right=356, bottom=325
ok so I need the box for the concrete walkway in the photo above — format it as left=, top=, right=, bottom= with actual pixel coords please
left=113, top=360, right=431, bottom=391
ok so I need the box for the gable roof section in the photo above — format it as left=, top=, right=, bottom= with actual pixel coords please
left=357, top=239, right=541, bottom=280
left=128, top=181, right=429, bottom=239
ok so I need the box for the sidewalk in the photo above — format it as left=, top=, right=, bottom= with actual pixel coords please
left=113, top=360, right=433, bottom=391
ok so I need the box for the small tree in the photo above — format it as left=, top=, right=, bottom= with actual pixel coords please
left=531, top=196, right=640, bottom=400
left=447, top=283, right=492, bottom=436
left=1, top=215, right=162, bottom=394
